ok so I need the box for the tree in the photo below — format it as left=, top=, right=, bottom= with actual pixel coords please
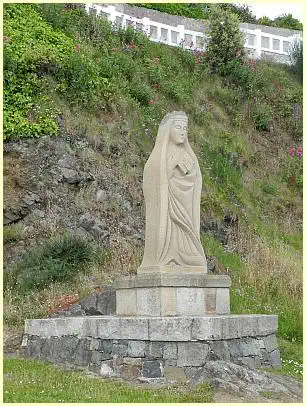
left=205, top=5, right=245, bottom=75
left=273, top=14, right=303, bottom=30
left=257, top=16, right=274, bottom=27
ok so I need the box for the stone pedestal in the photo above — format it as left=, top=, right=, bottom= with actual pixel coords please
left=114, top=273, right=231, bottom=316
left=22, top=315, right=281, bottom=379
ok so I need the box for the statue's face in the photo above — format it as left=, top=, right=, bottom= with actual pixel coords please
left=170, top=120, right=188, bottom=145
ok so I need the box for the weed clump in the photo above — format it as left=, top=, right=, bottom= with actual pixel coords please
left=4, top=234, right=104, bottom=293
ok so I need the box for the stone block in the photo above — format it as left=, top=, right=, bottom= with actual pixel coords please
left=208, top=341, right=230, bottom=361
left=73, top=339, right=92, bottom=366
left=100, top=360, right=114, bottom=377
left=240, top=338, right=261, bottom=357
left=101, top=340, right=113, bottom=356
left=160, top=273, right=231, bottom=288
left=21, top=335, right=28, bottom=347
left=116, top=289, right=137, bottom=316
left=91, top=350, right=106, bottom=365
left=165, top=359, right=177, bottom=367
left=163, top=342, right=178, bottom=359
left=227, top=339, right=243, bottom=358
left=149, top=318, right=192, bottom=341
left=113, top=276, right=135, bottom=289
left=263, top=334, right=278, bottom=353
left=240, top=316, right=257, bottom=336
left=25, top=318, right=84, bottom=338
left=142, top=360, right=163, bottom=378
left=254, top=356, right=262, bottom=368
left=118, top=364, right=141, bottom=379
left=216, top=288, right=230, bottom=314
left=176, top=288, right=205, bottom=316
left=123, top=357, right=143, bottom=366
left=227, top=317, right=242, bottom=337
left=161, top=288, right=177, bottom=316
left=136, top=288, right=160, bottom=316
left=56, top=336, right=79, bottom=362
left=24, top=337, right=43, bottom=359
left=177, top=342, right=209, bottom=367
left=119, top=318, right=149, bottom=340
left=163, top=366, right=187, bottom=383
left=40, top=338, right=55, bottom=361
left=113, top=341, right=128, bottom=357
left=148, top=342, right=163, bottom=358
left=94, top=317, right=120, bottom=339
left=127, top=340, right=147, bottom=357
left=256, top=315, right=278, bottom=336
left=89, top=338, right=101, bottom=351
left=205, top=288, right=216, bottom=313
left=191, top=317, right=224, bottom=340
left=269, top=349, right=281, bottom=367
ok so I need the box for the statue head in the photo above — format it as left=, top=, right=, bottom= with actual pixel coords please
left=159, top=111, right=188, bottom=146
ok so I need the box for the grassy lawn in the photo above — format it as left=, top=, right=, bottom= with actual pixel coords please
left=3, top=357, right=213, bottom=403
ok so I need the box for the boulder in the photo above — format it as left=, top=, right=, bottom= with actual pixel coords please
left=188, top=361, right=302, bottom=402
left=79, top=213, right=109, bottom=240
left=79, top=287, right=116, bottom=315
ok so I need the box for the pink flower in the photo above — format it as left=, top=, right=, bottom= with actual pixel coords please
left=148, top=99, right=154, bottom=105
left=289, top=147, right=295, bottom=157
left=75, top=43, right=81, bottom=54
left=297, top=147, right=303, bottom=158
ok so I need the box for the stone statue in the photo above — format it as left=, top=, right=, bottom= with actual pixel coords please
left=139, top=111, right=207, bottom=273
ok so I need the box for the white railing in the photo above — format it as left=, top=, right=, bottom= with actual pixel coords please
left=85, top=4, right=302, bottom=61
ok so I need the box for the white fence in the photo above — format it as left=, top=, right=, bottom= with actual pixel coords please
left=85, top=4, right=302, bottom=61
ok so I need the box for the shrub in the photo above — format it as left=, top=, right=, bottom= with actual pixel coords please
left=289, top=39, right=303, bottom=83
left=129, top=81, right=154, bottom=105
left=251, top=103, right=273, bottom=131
left=3, top=4, right=74, bottom=139
left=3, top=224, right=24, bottom=244
left=4, top=234, right=104, bottom=293
left=205, top=5, right=245, bottom=75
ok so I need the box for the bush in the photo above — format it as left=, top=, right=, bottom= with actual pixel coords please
left=205, top=5, right=245, bottom=75
left=3, top=224, right=24, bottom=244
left=129, top=81, right=154, bottom=105
left=4, top=234, right=104, bottom=293
left=289, top=39, right=303, bottom=83
left=251, top=103, right=273, bottom=131
left=3, top=4, right=74, bottom=139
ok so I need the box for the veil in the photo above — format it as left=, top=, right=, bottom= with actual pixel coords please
left=139, top=112, right=203, bottom=269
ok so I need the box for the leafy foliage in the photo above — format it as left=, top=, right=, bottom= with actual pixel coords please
left=137, top=3, right=302, bottom=30
left=257, top=14, right=303, bottom=30
left=205, top=5, right=245, bottom=75
left=289, top=39, right=303, bottom=83
left=4, top=234, right=104, bottom=293
left=136, top=3, right=208, bottom=19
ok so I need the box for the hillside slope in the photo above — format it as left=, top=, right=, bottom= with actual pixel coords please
left=3, top=4, right=303, bottom=377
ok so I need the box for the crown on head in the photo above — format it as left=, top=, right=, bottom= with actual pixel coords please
left=161, top=111, right=188, bottom=125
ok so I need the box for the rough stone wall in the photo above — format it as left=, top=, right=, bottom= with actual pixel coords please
left=261, top=51, right=290, bottom=64
left=100, top=3, right=208, bottom=32
left=22, top=334, right=281, bottom=379
left=97, top=4, right=302, bottom=37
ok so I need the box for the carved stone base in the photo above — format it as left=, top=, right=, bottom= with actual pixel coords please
left=114, top=273, right=231, bottom=317
left=137, top=265, right=207, bottom=274
left=22, top=315, right=281, bottom=378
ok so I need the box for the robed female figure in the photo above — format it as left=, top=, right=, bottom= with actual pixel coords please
left=138, top=111, right=207, bottom=273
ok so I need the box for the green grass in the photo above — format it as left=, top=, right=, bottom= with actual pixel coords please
left=3, top=357, right=213, bottom=403
left=3, top=223, right=24, bottom=243
left=202, top=234, right=302, bottom=342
